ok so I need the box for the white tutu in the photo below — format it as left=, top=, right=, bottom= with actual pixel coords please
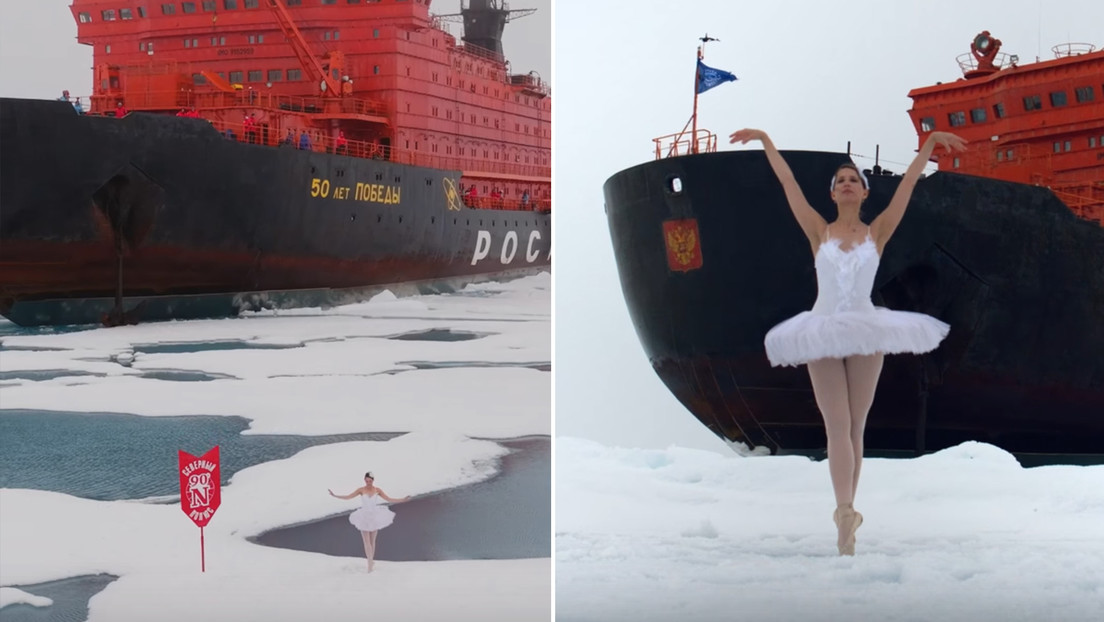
left=348, top=493, right=395, bottom=531
left=765, top=234, right=950, bottom=367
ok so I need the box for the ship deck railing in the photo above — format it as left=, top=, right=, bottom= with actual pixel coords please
left=1051, top=182, right=1104, bottom=225
left=956, top=51, right=1016, bottom=73
left=203, top=116, right=552, bottom=183
left=91, top=89, right=388, bottom=119
left=653, top=129, right=717, bottom=160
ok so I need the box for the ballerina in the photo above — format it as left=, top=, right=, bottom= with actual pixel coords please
left=329, top=471, right=411, bottom=571
left=729, top=128, right=965, bottom=555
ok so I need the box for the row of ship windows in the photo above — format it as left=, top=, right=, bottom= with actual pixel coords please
left=192, top=66, right=386, bottom=83
left=427, top=106, right=545, bottom=136
left=401, top=141, right=548, bottom=166
left=119, top=29, right=355, bottom=53
left=921, top=85, right=1098, bottom=131
left=949, top=135, right=1104, bottom=167
left=194, top=69, right=304, bottom=82
left=81, top=0, right=416, bottom=22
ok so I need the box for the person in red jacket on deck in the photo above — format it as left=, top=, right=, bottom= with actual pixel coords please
left=114, top=101, right=127, bottom=118
left=335, top=130, right=349, bottom=155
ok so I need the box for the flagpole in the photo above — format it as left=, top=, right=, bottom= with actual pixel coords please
left=692, top=45, right=701, bottom=154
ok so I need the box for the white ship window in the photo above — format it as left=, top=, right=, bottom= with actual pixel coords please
left=1050, top=91, right=1068, bottom=107
left=182, top=2, right=197, bottom=13
left=969, top=108, right=986, bottom=123
left=1064, top=141, right=1072, bottom=152
left=140, top=42, right=146, bottom=51
left=952, top=157, right=960, bottom=168
left=185, top=39, right=192, bottom=48
left=79, top=12, right=92, bottom=22
left=101, top=9, right=116, bottom=20
left=324, top=32, right=331, bottom=40
left=224, top=0, right=238, bottom=9
left=993, top=102, right=1006, bottom=118
left=229, top=71, right=244, bottom=83
left=1023, top=95, right=1042, bottom=111
left=162, top=4, right=176, bottom=15
left=268, top=70, right=283, bottom=82
left=121, top=8, right=133, bottom=19
left=245, top=0, right=259, bottom=7
left=919, top=116, right=934, bottom=131
left=1091, top=137, right=1098, bottom=148
left=248, top=70, right=263, bottom=82
left=193, top=74, right=207, bottom=85
left=1053, top=142, right=1062, bottom=153
left=1075, top=86, right=1095, bottom=103
left=373, top=29, right=379, bottom=38
left=322, top=0, right=337, bottom=4
left=138, top=7, right=147, bottom=17
left=373, top=66, right=379, bottom=75
left=948, top=111, right=966, bottom=127
left=287, top=0, right=301, bottom=5
left=349, top=0, right=362, bottom=3
left=1006, top=149, right=1014, bottom=160
left=105, top=44, right=112, bottom=54
left=203, top=1, right=217, bottom=10
left=997, top=150, right=1003, bottom=162
left=288, top=69, right=302, bottom=81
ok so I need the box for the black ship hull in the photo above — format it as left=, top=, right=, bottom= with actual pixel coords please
left=603, top=150, right=1104, bottom=456
left=0, top=98, right=551, bottom=325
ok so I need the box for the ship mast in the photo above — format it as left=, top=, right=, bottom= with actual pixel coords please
left=691, top=34, right=718, bottom=154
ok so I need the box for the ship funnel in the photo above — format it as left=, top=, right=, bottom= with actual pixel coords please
left=459, top=0, right=535, bottom=60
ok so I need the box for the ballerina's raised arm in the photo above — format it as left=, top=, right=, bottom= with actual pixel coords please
left=868, top=131, right=966, bottom=251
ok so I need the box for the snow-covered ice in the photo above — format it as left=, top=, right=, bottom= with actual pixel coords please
left=556, top=436, right=1104, bottom=622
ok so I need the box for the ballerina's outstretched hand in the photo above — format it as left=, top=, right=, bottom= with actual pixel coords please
left=927, top=131, right=968, bottom=152
left=729, top=128, right=768, bottom=144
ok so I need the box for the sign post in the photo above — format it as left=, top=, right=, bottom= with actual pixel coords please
left=178, top=446, right=222, bottom=572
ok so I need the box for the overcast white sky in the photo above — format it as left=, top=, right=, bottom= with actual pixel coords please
left=553, top=0, right=1104, bottom=452
left=0, top=0, right=550, bottom=99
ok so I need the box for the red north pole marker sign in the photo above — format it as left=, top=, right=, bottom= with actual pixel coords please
left=178, top=446, right=221, bottom=572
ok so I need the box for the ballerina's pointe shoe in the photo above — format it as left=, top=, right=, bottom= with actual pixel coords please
left=833, top=505, right=863, bottom=556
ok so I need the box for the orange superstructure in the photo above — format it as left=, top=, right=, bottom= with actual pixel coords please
left=68, top=0, right=550, bottom=211
left=907, top=31, right=1103, bottom=223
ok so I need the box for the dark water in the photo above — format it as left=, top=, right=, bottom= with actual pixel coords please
left=254, top=437, right=551, bottom=561
left=0, top=575, right=117, bottom=622
left=0, top=410, right=400, bottom=500
left=388, top=328, right=487, bottom=342
left=132, top=341, right=300, bottom=355
left=0, top=320, right=93, bottom=338
left=399, top=360, right=551, bottom=372
left=0, top=370, right=103, bottom=382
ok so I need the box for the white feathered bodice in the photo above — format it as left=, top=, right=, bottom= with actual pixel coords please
left=810, top=235, right=879, bottom=315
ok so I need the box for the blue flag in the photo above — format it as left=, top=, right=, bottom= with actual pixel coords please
left=696, top=59, right=737, bottom=94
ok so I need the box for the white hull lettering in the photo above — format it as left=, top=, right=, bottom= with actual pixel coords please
left=526, top=231, right=541, bottom=263
left=472, top=230, right=547, bottom=266
left=471, top=230, right=493, bottom=266
left=500, top=231, right=518, bottom=264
